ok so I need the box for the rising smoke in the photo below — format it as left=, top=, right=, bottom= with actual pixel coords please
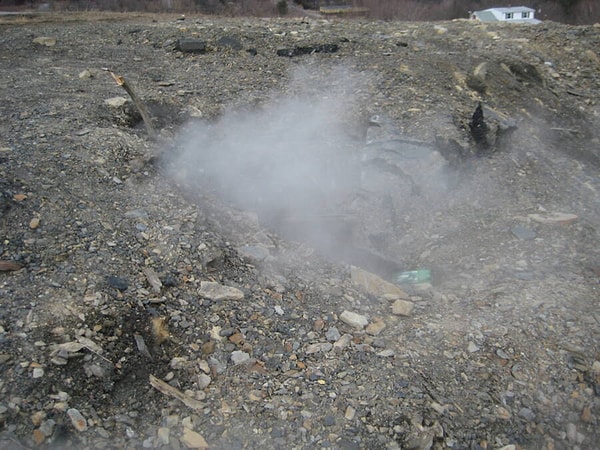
left=165, top=67, right=452, bottom=276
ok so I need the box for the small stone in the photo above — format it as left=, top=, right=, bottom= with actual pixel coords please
left=325, top=327, right=341, bottom=341
left=39, top=419, right=55, bottom=437
left=391, top=299, right=414, bottom=316
left=365, top=318, right=386, bottom=336
left=581, top=405, right=592, bottom=422
left=29, top=217, right=41, bottom=229
left=231, top=350, right=250, bottom=365
left=344, top=406, right=356, bottom=420
left=181, top=428, right=209, bottom=448
left=496, top=406, right=511, bottom=420
left=199, top=281, right=244, bottom=301
left=78, top=70, right=92, bottom=79
left=33, top=429, right=46, bottom=445
left=333, top=334, right=353, bottom=353
left=104, top=96, right=128, bottom=108
left=106, top=276, right=128, bottom=291
left=33, top=36, right=56, bottom=46
left=313, top=318, right=325, bottom=331
left=31, top=411, right=46, bottom=426
left=157, top=427, right=170, bottom=445
left=305, top=342, right=333, bottom=354
left=32, top=367, right=44, bottom=378
left=518, top=407, right=536, bottom=421
left=197, top=373, right=211, bottom=389
left=467, top=341, right=479, bottom=353
left=323, top=415, right=336, bottom=427
left=67, top=408, right=88, bottom=432
left=376, top=349, right=395, bottom=357
left=340, top=310, right=368, bottom=329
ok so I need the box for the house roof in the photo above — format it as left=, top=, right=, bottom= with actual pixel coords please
left=472, top=6, right=541, bottom=24
left=490, top=6, right=535, bottom=13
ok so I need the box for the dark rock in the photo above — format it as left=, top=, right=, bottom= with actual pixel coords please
left=176, top=39, right=207, bottom=53
left=469, top=102, right=489, bottom=153
left=106, top=276, right=129, bottom=291
left=217, top=36, right=242, bottom=51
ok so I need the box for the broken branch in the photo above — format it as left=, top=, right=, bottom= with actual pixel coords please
left=105, top=69, right=157, bottom=140
left=149, top=374, right=203, bottom=411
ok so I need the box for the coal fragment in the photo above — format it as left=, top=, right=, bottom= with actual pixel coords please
left=106, top=275, right=129, bottom=291
left=469, top=102, right=489, bottom=153
left=176, top=39, right=207, bottom=53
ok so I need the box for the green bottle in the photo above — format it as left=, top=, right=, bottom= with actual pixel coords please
left=396, top=269, right=431, bottom=284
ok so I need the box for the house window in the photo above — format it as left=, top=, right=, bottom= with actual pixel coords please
left=522, top=12, right=530, bottom=18
left=505, top=12, right=514, bottom=19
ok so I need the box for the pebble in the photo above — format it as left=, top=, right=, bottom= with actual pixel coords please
left=181, top=428, right=209, bottom=449
left=106, top=276, right=129, bottom=291
left=391, top=299, right=414, bottom=316
left=306, top=343, right=333, bottom=354
left=365, top=318, right=386, bottom=336
left=325, top=327, right=341, bottom=341
left=29, top=217, right=41, bottom=229
left=157, top=427, right=170, bottom=445
left=340, top=310, right=368, bottom=329
left=231, top=350, right=250, bottom=365
left=67, top=408, right=88, bottom=432
left=104, top=96, right=128, bottom=108
left=197, top=373, right=211, bottom=389
left=518, top=407, right=536, bottom=421
left=198, top=281, right=244, bottom=301
left=333, top=334, right=353, bottom=352
left=32, top=36, right=56, bottom=46
left=344, top=406, right=356, bottom=420
left=467, top=341, right=479, bottom=353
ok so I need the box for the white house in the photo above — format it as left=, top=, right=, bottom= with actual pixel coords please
left=471, top=6, right=541, bottom=24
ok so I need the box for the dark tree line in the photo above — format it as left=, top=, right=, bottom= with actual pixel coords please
left=2, top=0, right=598, bottom=24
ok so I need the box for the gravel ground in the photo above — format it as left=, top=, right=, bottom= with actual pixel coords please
left=0, top=11, right=599, bottom=450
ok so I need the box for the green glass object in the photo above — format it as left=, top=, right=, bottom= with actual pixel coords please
left=396, top=269, right=431, bottom=284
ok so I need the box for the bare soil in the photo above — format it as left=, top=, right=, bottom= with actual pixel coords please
left=0, top=11, right=599, bottom=450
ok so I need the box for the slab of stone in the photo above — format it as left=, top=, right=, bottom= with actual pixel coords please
left=350, top=266, right=408, bottom=299
left=199, top=281, right=244, bottom=301
left=340, top=310, right=368, bottom=329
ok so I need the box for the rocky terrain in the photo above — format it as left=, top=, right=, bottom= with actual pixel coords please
left=0, top=11, right=599, bottom=450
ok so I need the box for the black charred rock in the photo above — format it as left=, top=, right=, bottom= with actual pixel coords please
left=176, top=38, right=207, bottom=53
left=469, top=102, right=489, bottom=154
left=106, top=275, right=129, bottom=291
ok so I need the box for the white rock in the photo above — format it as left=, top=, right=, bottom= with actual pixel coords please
left=199, top=281, right=244, bottom=301
left=104, top=96, right=128, bottom=108
left=391, top=299, right=415, bottom=316
left=231, top=350, right=250, bottom=365
left=67, top=408, right=87, bottom=432
left=340, top=310, right=368, bottom=329
left=197, top=373, right=211, bottom=389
